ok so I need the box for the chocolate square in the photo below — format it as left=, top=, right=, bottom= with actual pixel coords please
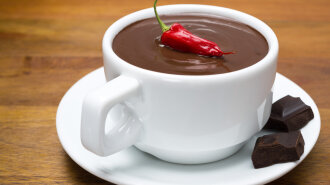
left=252, top=131, right=305, bottom=168
left=264, top=95, right=314, bottom=132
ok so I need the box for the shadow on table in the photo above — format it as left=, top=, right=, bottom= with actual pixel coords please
left=64, top=153, right=113, bottom=184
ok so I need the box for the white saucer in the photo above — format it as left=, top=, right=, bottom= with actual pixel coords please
left=56, top=68, right=320, bottom=185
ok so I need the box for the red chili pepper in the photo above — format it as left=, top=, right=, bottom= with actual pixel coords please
left=154, top=0, right=233, bottom=57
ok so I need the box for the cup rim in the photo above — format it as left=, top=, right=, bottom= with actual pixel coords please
left=103, top=4, right=278, bottom=80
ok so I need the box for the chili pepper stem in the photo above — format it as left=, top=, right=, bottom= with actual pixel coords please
left=154, top=0, right=170, bottom=32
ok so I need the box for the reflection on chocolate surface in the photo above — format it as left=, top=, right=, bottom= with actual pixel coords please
left=113, top=14, right=268, bottom=75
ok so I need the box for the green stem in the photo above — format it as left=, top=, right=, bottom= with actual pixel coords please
left=154, top=0, right=170, bottom=32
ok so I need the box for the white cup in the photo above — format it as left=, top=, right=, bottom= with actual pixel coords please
left=81, top=4, right=278, bottom=164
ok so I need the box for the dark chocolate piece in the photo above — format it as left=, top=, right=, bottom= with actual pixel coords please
left=264, top=95, right=314, bottom=132
left=252, top=131, right=305, bottom=168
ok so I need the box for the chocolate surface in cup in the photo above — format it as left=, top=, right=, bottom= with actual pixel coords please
left=112, top=13, right=268, bottom=75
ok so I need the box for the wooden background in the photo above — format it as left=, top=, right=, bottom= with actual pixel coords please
left=0, top=0, right=329, bottom=184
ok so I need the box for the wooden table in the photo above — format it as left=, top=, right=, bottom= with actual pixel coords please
left=0, top=0, right=329, bottom=184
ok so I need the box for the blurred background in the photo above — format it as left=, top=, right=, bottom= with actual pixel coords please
left=0, top=0, right=329, bottom=184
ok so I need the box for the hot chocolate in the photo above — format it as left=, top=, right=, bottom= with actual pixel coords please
left=112, top=14, right=268, bottom=75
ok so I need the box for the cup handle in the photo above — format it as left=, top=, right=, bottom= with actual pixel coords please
left=81, top=75, right=142, bottom=156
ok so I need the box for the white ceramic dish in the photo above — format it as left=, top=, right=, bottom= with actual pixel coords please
left=56, top=68, right=320, bottom=185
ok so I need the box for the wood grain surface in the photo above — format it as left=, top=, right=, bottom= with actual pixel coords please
left=0, top=0, right=329, bottom=184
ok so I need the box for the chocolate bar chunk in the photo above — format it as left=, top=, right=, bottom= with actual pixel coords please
left=252, top=131, right=305, bottom=168
left=264, top=95, right=314, bottom=132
